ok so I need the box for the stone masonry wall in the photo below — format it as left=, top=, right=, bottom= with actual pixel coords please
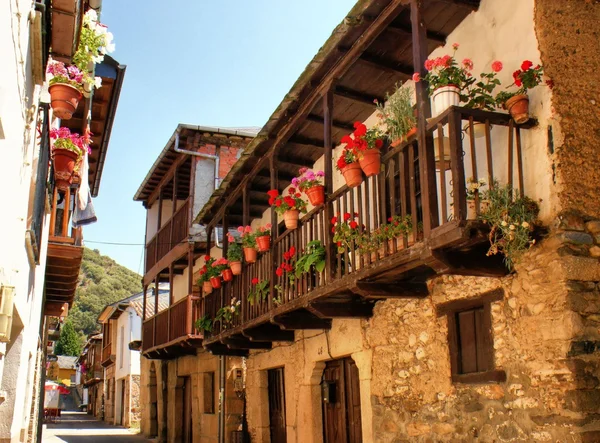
left=534, top=0, right=600, bottom=218
left=130, top=374, right=141, bottom=427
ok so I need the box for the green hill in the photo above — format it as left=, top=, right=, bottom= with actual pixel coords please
left=68, top=248, right=142, bottom=336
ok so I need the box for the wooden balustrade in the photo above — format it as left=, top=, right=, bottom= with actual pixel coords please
left=101, top=342, right=112, bottom=363
left=48, top=185, right=83, bottom=245
left=201, top=106, right=535, bottom=337
left=145, top=198, right=190, bottom=272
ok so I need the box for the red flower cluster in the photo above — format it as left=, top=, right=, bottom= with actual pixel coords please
left=336, top=122, right=383, bottom=171
left=251, top=277, right=259, bottom=285
left=276, top=246, right=296, bottom=277
left=511, top=60, right=544, bottom=91
left=267, top=188, right=308, bottom=214
left=331, top=212, right=360, bottom=232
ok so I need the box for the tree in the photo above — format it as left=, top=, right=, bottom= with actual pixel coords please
left=54, top=321, right=82, bottom=356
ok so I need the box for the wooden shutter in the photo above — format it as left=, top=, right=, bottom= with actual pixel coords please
left=268, top=368, right=287, bottom=443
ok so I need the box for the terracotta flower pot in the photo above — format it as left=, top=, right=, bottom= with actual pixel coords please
left=243, top=247, right=257, bottom=264
left=305, top=185, right=325, bottom=206
left=284, top=210, right=299, bottom=230
left=256, top=235, right=271, bottom=252
left=230, top=261, right=242, bottom=275
left=341, top=163, right=363, bottom=188
left=48, top=83, right=82, bottom=120
left=202, top=281, right=213, bottom=294
left=52, top=148, right=79, bottom=191
left=359, top=150, right=381, bottom=177
left=505, top=94, right=530, bottom=124
left=210, top=276, right=222, bottom=289
left=222, top=269, right=233, bottom=282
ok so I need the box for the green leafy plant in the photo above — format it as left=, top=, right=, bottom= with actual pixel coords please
left=255, top=224, right=272, bottom=238
left=272, top=295, right=283, bottom=307
left=332, top=212, right=362, bottom=252
left=478, top=182, right=539, bottom=269
left=496, top=60, right=549, bottom=107
left=420, top=43, right=472, bottom=96
left=226, top=234, right=243, bottom=262
left=375, top=84, right=416, bottom=142
left=294, top=241, right=326, bottom=279
left=194, top=315, right=212, bottom=333
left=214, top=298, right=241, bottom=327
left=268, top=189, right=308, bottom=216
left=237, top=226, right=256, bottom=248
left=466, top=177, right=487, bottom=200
left=248, top=278, right=269, bottom=305
left=464, top=61, right=503, bottom=110
left=73, top=10, right=114, bottom=73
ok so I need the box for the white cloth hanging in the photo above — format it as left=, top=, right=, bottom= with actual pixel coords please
left=78, top=149, right=90, bottom=210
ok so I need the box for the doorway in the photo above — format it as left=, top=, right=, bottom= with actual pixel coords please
left=267, top=368, right=287, bottom=443
left=321, top=357, right=362, bottom=443
left=182, top=376, right=193, bottom=443
left=149, top=364, right=158, bottom=437
left=119, top=379, right=126, bottom=425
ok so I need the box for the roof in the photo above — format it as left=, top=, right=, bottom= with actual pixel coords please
left=57, top=355, right=77, bottom=370
left=194, top=0, right=478, bottom=225
left=97, top=284, right=170, bottom=323
left=133, top=125, right=259, bottom=203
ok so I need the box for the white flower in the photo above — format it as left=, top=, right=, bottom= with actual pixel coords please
left=84, top=9, right=98, bottom=25
left=509, top=224, right=516, bottom=230
left=236, top=300, right=241, bottom=306
left=230, top=306, right=235, bottom=313
left=501, top=221, right=508, bottom=227
left=94, top=76, right=102, bottom=89
left=232, top=297, right=237, bottom=303
left=92, top=54, right=105, bottom=64
left=521, top=221, right=529, bottom=228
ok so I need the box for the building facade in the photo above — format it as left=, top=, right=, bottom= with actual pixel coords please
left=189, top=0, right=600, bottom=442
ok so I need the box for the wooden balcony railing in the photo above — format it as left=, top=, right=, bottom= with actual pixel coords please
left=48, top=185, right=83, bottom=245
left=145, top=197, right=190, bottom=272
left=141, top=294, right=202, bottom=353
left=203, top=106, right=535, bottom=341
left=101, top=342, right=112, bottom=364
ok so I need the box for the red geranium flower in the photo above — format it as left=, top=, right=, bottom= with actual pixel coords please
left=275, top=200, right=282, bottom=207
left=349, top=221, right=358, bottom=229
left=276, top=267, right=284, bottom=277
left=204, top=255, right=211, bottom=261
left=251, top=278, right=259, bottom=285
left=343, top=212, right=351, bottom=221
left=337, top=156, right=348, bottom=170
left=375, top=139, right=383, bottom=149
left=295, top=193, right=302, bottom=198
left=267, top=189, right=279, bottom=198
left=289, top=246, right=296, bottom=255
left=353, top=122, right=367, bottom=137
left=521, top=60, right=533, bottom=71
left=283, top=196, right=295, bottom=207
left=341, top=135, right=354, bottom=146
left=331, top=216, right=338, bottom=225
left=288, top=187, right=296, bottom=194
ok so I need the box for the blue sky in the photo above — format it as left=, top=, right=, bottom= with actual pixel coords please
left=85, top=1, right=356, bottom=273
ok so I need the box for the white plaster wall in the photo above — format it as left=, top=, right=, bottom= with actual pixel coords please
left=145, top=199, right=187, bottom=242
left=0, top=0, right=52, bottom=440
left=115, top=309, right=141, bottom=380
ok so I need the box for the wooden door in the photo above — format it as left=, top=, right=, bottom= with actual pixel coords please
left=322, top=358, right=363, bottom=443
left=268, top=368, right=287, bottom=443
left=119, top=380, right=126, bottom=425
left=183, top=376, right=193, bottom=443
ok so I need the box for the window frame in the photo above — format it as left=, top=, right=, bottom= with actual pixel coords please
left=437, top=288, right=506, bottom=384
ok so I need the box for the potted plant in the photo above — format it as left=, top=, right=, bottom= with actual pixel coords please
left=336, top=147, right=362, bottom=188
left=375, top=85, right=417, bottom=147
left=478, top=182, right=539, bottom=269
left=226, top=234, right=243, bottom=275
left=294, top=241, right=326, bottom=279
left=293, top=168, right=326, bottom=206
left=342, top=122, right=384, bottom=177
left=196, top=266, right=212, bottom=294
left=255, top=224, right=272, bottom=252
left=466, top=178, right=489, bottom=219
left=268, top=189, right=308, bottom=230
left=496, top=61, right=547, bottom=124
left=381, top=215, right=413, bottom=250
left=73, top=9, right=115, bottom=74
left=463, top=61, right=503, bottom=138
left=203, top=256, right=222, bottom=289
left=420, top=43, right=472, bottom=117
left=50, top=127, right=90, bottom=190
left=332, top=212, right=363, bottom=253
left=248, top=278, right=269, bottom=305
left=194, top=315, right=213, bottom=333
left=46, top=60, right=85, bottom=120
left=238, top=226, right=257, bottom=263
left=275, top=246, right=296, bottom=282
left=212, top=257, right=231, bottom=282
left=214, top=298, right=241, bottom=329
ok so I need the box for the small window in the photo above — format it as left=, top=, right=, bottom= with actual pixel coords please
left=437, top=289, right=506, bottom=384
left=203, top=372, right=215, bottom=414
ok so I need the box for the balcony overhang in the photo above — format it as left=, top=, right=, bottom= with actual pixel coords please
left=49, top=0, right=84, bottom=64
left=44, top=243, right=83, bottom=313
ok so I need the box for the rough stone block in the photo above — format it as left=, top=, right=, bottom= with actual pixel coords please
left=406, top=422, right=431, bottom=436
left=558, top=231, right=594, bottom=245
left=562, top=256, right=600, bottom=281
left=564, top=389, right=600, bottom=413
left=586, top=221, right=600, bottom=235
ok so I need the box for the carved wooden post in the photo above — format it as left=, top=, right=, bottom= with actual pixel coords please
left=142, top=285, right=148, bottom=321
left=269, top=154, right=278, bottom=309
left=323, top=87, right=335, bottom=281
left=411, top=0, right=439, bottom=236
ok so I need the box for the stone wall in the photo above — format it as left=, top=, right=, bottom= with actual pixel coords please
left=104, top=366, right=115, bottom=423
left=130, top=374, right=141, bottom=427
left=534, top=0, right=600, bottom=219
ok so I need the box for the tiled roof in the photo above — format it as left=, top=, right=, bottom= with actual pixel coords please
left=128, top=285, right=170, bottom=318
left=57, top=355, right=77, bottom=370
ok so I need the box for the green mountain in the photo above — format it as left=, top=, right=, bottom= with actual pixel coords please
left=68, top=248, right=142, bottom=337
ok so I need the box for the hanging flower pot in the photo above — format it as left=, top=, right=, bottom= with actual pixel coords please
left=243, top=247, right=257, bottom=264
left=256, top=235, right=271, bottom=252
left=305, top=185, right=325, bottom=206
left=505, top=94, right=530, bottom=124
left=431, top=85, right=460, bottom=117
left=210, top=276, right=222, bottom=289
left=433, top=135, right=451, bottom=171
left=202, top=281, right=213, bottom=294
left=359, top=150, right=381, bottom=177
left=283, top=210, right=299, bottom=230
left=48, top=84, right=83, bottom=120
left=230, top=261, right=242, bottom=275
left=341, top=163, right=363, bottom=188
left=222, top=269, right=233, bottom=282
left=52, top=148, right=79, bottom=191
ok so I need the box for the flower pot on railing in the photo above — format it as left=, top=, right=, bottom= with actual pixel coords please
left=48, top=84, right=83, bottom=120
left=431, top=85, right=460, bottom=117
left=243, top=247, right=257, bottom=264
left=222, top=269, right=233, bottom=282
left=202, top=281, right=213, bottom=294
left=52, top=148, right=79, bottom=191
left=230, top=261, right=242, bottom=275
left=359, top=150, right=381, bottom=177
left=210, top=276, right=222, bottom=289
left=256, top=235, right=271, bottom=252
left=283, top=210, right=299, bottom=230
left=390, top=127, right=417, bottom=148
left=505, top=94, right=530, bottom=124
left=464, top=121, right=487, bottom=139
left=305, top=185, right=325, bottom=206
left=341, top=163, right=363, bottom=188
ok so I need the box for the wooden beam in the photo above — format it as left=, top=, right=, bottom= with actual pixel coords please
left=288, top=135, right=326, bottom=149
left=203, top=343, right=248, bottom=357
left=353, top=280, right=428, bottom=298
left=334, top=85, right=384, bottom=106
left=306, top=113, right=354, bottom=131
left=272, top=311, right=332, bottom=330
left=436, top=288, right=504, bottom=316
left=437, top=0, right=479, bottom=9
left=258, top=169, right=296, bottom=183
left=222, top=337, right=272, bottom=350
left=146, top=153, right=189, bottom=207
left=242, top=323, right=295, bottom=342
left=308, top=300, right=374, bottom=318
left=355, top=50, right=413, bottom=78
left=384, top=21, right=447, bottom=45
left=276, top=157, right=315, bottom=170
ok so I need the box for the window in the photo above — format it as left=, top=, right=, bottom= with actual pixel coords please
left=203, top=372, right=215, bottom=414
left=437, top=288, right=506, bottom=384
left=119, top=326, right=124, bottom=368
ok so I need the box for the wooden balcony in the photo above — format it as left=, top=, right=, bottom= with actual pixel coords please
left=145, top=197, right=191, bottom=275
left=202, top=107, right=536, bottom=355
left=44, top=185, right=84, bottom=316
left=101, top=342, right=114, bottom=367
left=141, top=294, right=203, bottom=359
left=84, top=363, right=103, bottom=386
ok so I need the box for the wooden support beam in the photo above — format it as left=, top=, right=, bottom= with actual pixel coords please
left=146, top=154, right=189, bottom=207
left=356, top=51, right=413, bottom=78
left=323, top=88, right=335, bottom=282
left=242, top=323, right=295, bottom=342
left=353, top=280, right=428, bottom=298
left=276, top=157, right=315, bottom=170
left=288, top=135, right=326, bottom=149
left=203, top=342, right=248, bottom=357
left=306, top=113, right=354, bottom=131
left=308, top=300, right=374, bottom=318
left=384, top=21, right=447, bottom=44
left=272, top=310, right=332, bottom=330
left=334, top=85, right=384, bottom=106
left=437, top=0, right=479, bottom=9
left=258, top=169, right=296, bottom=183
left=222, top=337, right=272, bottom=350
